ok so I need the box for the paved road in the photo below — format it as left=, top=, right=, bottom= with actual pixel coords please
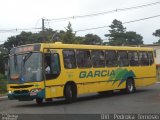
left=0, top=84, right=160, bottom=114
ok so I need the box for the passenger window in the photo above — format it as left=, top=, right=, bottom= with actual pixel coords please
left=128, top=51, right=139, bottom=66
left=118, top=51, right=129, bottom=67
left=76, top=50, right=92, bottom=68
left=139, top=52, right=149, bottom=66
left=91, top=50, right=105, bottom=68
left=105, top=50, right=118, bottom=67
left=148, top=52, right=154, bottom=65
left=63, top=50, right=77, bottom=69
left=44, top=53, right=60, bottom=80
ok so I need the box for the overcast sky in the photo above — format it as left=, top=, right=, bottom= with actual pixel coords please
left=0, top=0, right=160, bottom=44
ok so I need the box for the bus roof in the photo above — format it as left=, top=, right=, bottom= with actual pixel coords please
left=41, top=42, right=154, bottom=51
left=10, top=42, right=154, bottom=55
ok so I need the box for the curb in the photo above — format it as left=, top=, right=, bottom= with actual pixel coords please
left=0, top=96, right=7, bottom=100
left=156, top=82, right=160, bottom=84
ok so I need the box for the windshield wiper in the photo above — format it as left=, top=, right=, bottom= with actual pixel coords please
left=19, top=52, right=33, bottom=84
left=23, top=52, right=32, bottom=65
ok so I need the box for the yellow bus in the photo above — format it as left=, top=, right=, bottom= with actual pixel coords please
left=7, top=42, right=156, bottom=104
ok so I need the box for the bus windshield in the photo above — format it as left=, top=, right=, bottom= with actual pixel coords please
left=9, top=52, right=43, bottom=84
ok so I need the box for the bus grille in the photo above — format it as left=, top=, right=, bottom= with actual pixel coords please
left=10, top=85, right=33, bottom=89
left=14, top=90, right=29, bottom=94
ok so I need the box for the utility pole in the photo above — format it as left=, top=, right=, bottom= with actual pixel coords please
left=42, top=18, right=45, bottom=42
left=42, top=18, right=45, bottom=32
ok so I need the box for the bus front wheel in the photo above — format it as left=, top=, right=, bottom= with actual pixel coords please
left=36, top=98, right=43, bottom=104
left=64, top=84, right=77, bottom=103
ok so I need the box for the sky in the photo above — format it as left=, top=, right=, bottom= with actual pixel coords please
left=0, top=0, right=160, bottom=44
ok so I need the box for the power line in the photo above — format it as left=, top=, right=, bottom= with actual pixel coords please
left=45, top=1, right=160, bottom=22
left=1, top=14, right=160, bottom=34
left=123, top=14, right=160, bottom=24
left=74, top=14, right=160, bottom=32
left=0, top=28, right=41, bottom=33
left=1, top=1, right=159, bottom=33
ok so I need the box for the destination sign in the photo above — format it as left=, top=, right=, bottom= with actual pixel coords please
left=10, top=44, right=41, bottom=54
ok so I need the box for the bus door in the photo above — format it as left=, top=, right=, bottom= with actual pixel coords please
left=43, top=49, right=61, bottom=98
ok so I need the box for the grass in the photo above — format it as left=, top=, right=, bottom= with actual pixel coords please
left=0, top=92, right=7, bottom=97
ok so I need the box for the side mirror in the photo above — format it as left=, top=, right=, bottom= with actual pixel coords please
left=154, top=49, right=156, bottom=58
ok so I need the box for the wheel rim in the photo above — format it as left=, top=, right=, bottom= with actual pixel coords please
left=69, top=86, right=73, bottom=98
left=128, top=81, right=134, bottom=92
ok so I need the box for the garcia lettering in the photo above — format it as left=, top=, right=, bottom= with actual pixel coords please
left=79, top=70, right=115, bottom=78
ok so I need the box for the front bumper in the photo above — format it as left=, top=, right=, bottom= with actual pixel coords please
left=8, top=93, right=36, bottom=101
left=8, top=89, right=45, bottom=101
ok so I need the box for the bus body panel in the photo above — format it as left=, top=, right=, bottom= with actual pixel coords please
left=7, top=43, right=157, bottom=101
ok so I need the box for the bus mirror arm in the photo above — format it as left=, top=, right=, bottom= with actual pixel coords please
left=47, top=49, right=51, bottom=53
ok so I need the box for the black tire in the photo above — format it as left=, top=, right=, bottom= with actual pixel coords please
left=125, top=78, right=136, bottom=94
left=36, top=98, right=43, bottom=104
left=64, top=84, right=77, bottom=103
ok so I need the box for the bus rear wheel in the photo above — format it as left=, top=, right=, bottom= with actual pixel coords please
left=64, top=84, right=77, bottom=103
left=125, top=78, right=136, bottom=94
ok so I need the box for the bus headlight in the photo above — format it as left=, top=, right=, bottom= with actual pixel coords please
left=8, top=91, right=12, bottom=94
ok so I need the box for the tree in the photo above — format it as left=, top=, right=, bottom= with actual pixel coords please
left=39, top=28, right=64, bottom=43
left=0, top=45, right=8, bottom=74
left=0, top=73, right=7, bottom=93
left=105, top=19, right=126, bottom=46
left=74, top=36, right=84, bottom=44
left=105, top=19, right=143, bottom=46
left=50, top=30, right=65, bottom=42
left=81, top=34, right=102, bottom=45
left=125, top=31, right=143, bottom=45
left=62, top=22, right=76, bottom=44
left=4, top=31, right=35, bottom=51
left=153, top=29, right=160, bottom=43
left=3, top=29, right=63, bottom=51
left=32, top=28, right=63, bottom=43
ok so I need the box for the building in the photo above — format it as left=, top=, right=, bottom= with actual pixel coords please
left=140, top=44, right=160, bottom=80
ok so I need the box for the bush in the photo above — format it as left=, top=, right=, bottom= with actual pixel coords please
left=0, top=73, right=7, bottom=93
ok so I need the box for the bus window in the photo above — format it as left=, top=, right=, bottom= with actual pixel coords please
left=44, top=53, right=60, bottom=80
left=63, top=50, right=77, bottom=69
left=128, top=51, right=139, bottom=66
left=44, top=54, right=51, bottom=74
left=139, top=52, right=149, bottom=66
left=51, top=53, right=60, bottom=74
left=118, top=51, right=129, bottom=67
left=76, top=50, right=92, bottom=68
left=91, top=50, right=105, bottom=68
left=105, top=50, right=117, bottom=67
left=148, top=52, right=154, bottom=65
